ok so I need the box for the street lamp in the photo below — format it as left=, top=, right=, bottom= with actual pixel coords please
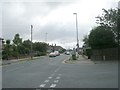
left=30, top=25, right=33, bottom=59
left=73, top=13, right=79, bottom=57
left=45, top=32, right=48, bottom=43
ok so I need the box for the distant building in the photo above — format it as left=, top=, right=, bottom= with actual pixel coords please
left=47, top=44, right=64, bottom=53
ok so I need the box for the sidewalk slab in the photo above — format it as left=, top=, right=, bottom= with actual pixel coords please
left=1, top=56, right=41, bottom=66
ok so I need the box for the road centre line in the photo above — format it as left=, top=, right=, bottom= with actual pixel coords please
left=39, top=84, right=46, bottom=87
left=50, top=84, right=56, bottom=88
left=56, top=76, right=60, bottom=79
left=54, top=80, right=59, bottom=83
left=48, top=77, right=52, bottom=79
left=54, top=67, right=61, bottom=72
left=44, top=80, right=49, bottom=83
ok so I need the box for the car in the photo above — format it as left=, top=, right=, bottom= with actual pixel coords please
left=54, top=51, right=60, bottom=56
left=66, top=51, right=70, bottom=55
left=49, top=52, right=56, bottom=57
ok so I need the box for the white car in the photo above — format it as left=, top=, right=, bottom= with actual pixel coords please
left=49, top=52, right=56, bottom=57
left=66, top=51, right=70, bottom=55
left=54, top=51, right=60, bottom=56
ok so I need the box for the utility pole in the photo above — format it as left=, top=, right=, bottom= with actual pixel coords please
left=118, top=1, right=120, bottom=62
left=31, top=25, right=33, bottom=59
left=45, top=32, right=48, bottom=43
left=73, top=13, right=79, bottom=58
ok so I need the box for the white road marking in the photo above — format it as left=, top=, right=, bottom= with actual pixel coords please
left=48, top=77, right=52, bottom=79
left=39, top=84, right=46, bottom=87
left=50, top=84, right=56, bottom=88
left=44, top=80, right=49, bottom=83
left=54, top=80, right=59, bottom=83
left=56, top=77, right=60, bottom=79
left=54, top=67, right=61, bottom=73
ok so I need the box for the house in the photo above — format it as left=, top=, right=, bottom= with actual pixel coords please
left=47, top=44, right=64, bottom=53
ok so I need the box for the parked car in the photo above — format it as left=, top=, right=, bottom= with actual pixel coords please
left=49, top=52, right=56, bottom=57
left=65, top=51, right=70, bottom=55
left=54, top=51, right=60, bottom=56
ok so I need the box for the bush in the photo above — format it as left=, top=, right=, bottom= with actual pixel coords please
left=40, top=52, right=46, bottom=56
left=34, top=52, right=47, bottom=57
left=85, top=48, right=92, bottom=59
left=72, top=54, right=76, bottom=60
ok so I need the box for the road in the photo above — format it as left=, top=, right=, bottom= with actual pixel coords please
left=2, top=54, right=118, bottom=88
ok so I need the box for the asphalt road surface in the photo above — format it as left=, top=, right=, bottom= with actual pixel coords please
left=2, top=54, right=118, bottom=88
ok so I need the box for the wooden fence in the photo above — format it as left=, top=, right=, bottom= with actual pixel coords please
left=91, top=48, right=118, bottom=60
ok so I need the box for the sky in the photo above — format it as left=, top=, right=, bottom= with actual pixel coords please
left=1, top=0, right=119, bottom=49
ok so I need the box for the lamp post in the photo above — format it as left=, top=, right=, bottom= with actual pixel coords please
left=45, top=32, right=48, bottom=43
left=118, top=1, right=120, bottom=62
left=73, top=13, right=79, bottom=58
left=30, top=25, right=33, bottom=59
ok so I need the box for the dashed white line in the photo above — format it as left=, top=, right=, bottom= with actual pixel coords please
left=54, top=80, right=59, bottom=83
left=54, top=67, right=60, bottom=72
left=48, top=77, right=52, bottom=79
left=56, top=77, right=60, bottom=79
left=39, top=84, right=46, bottom=87
left=50, top=84, right=56, bottom=88
left=44, top=80, right=49, bottom=83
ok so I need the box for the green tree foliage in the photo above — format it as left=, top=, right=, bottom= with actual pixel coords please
left=82, top=8, right=119, bottom=49
left=13, top=34, right=22, bottom=46
left=33, top=42, right=48, bottom=53
left=22, top=39, right=31, bottom=54
left=2, top=39, right=11, bottom=60
left=82, top=35, right=89, bottom=47
left=96, top=8, right=119, bottom=41
left=13, top=34, right=22, bottom=58
left=89, top=26, right=117, bottom=49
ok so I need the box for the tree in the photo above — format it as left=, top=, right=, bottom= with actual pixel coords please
left=2, top=39, right=11, bottom=60
left=96, top=8, right=119, bottom=42
left=33, top=42, right=48, bottom=56
left=13, top=34, right=22, bottom=46
left=89, top=26, right=117, bottom=49
left=82, top=35, right=89, bottom=47
left=13, top=34, right=22, bottom=58
left=22, top=39, right=31, bottom=55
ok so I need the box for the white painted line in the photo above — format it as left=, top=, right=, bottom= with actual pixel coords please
left=54, top=80, right=59, bottom=83
left=54, top=67, right=60, bottom=72
left=39, top=84, right=46, bottom=87
left=48, top=77, right=52, bottom=79
left=50, top=84, right=56, bottom=88
left=56, top=77, right=60, bottom=79
left=44, top=80, right=49, bottom=83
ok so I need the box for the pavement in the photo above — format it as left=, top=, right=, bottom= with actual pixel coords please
left=64, top=55, right=94, bottom=64
left=1, top=56, right=42, bottom=66
left=2, top=54, right=118, bottom=88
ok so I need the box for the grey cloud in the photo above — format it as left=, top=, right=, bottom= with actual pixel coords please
left=2, top=0, right=117, bottom=48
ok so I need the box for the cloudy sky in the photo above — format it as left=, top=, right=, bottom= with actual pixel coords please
left=1, top=0, right=119, bottom=49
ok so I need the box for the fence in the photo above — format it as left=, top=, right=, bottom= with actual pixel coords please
left=91, top=48, right=118, bottom=61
